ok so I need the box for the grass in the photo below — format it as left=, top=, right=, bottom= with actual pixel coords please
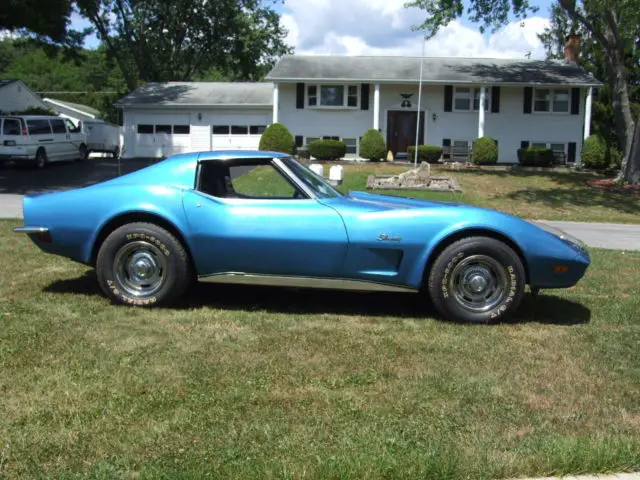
left=333, top=163, right=640, bottom=224
left=1, top=219, right=639, bottom=478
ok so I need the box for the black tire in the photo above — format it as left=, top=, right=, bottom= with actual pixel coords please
left=33, top=148, right=47, bottom=169
left=96, top=222, right=191, bottom=307
left=113, top=146, right=120, bottom=159
left=78, top=144, right=88, bottom=161
left=427, top=237, right=525, bottom=323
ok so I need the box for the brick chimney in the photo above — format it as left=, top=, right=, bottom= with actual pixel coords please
left=564, top=34, right=581, bottom=64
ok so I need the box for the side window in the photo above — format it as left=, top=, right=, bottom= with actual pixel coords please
left=2, top=119, right=20, bottom=135
left=51, top=119, right=67, bottom=134
left=27, top=119, right=52, bottom=135
left=64, top=119, right=79, bottom=133
left=197, top=161, right=300, bottom=199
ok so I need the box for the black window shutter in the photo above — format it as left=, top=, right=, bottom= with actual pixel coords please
left=523, top=87, right=532, bottom=114
left=568, top=142, right=576, bottom=162
left=444, top=86, right=453, bottom=112
left=491, top=86, right=500, bottom=113
left=296, top=83, right=305, bottom=109
left=294, top=135, right=303, bottom=147
left=571, top=88, right=580, bottom=115
left=520, top=140, right=530, bottom=149
left=443, top=138, right=451, bottom=159
left=361, top=84, right=370, bottom=110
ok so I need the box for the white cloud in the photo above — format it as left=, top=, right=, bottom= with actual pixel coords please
left=281, top=0, right=550, bottom=59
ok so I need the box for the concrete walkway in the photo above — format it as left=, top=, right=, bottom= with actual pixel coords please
left=0, top=194, right=21, bottom=219
left=539, top=221, right=640, bottom=251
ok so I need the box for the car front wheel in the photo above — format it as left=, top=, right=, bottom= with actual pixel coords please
left=96, top=222, right=191, bottom=307
left=427, top=236, right=525, bottom=323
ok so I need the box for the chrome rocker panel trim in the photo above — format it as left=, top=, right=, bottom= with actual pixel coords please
left=198, top=272, right=418, bottom=293
left=13, top=226, right=49, bottom=234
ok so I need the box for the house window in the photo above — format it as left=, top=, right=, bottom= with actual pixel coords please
left=155, top=124, right=171, bottom=134
left=343, top=138, right=357, bottom=155
left=137, top=124, right=153, bottom=134
left=308, top=85, right=317, bottom=106
left=531, top=142, right=566, bottom=162
left=454, top=87, right=490, bottom=111
left=250, top=125, right=266, bottom=134
left=212, top=125, right=230, bottom=135
left=307, top=84, right=359, bottom=108
left=173, top=125, right=190, bottom=134
left=231, top=125, right=248, bottom=135
left=452, top=140, right=471, bottom=161
left=323, top=136, right=340, bottom=140
left=534, top=88, right=570, bottom=113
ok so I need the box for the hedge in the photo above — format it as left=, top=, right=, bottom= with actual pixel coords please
left=581, top=134, right=620, bottom=170
left=258, top=123, right=295, bottom=155
left=359, top=129, right=386, bottom=161
left=407, top=145, right=443, bottom=163
left=308, top=139, right=347, bottom=160
left=517, top=147, right=555, bottom=167
left=472, top=137, right=498, bottom=165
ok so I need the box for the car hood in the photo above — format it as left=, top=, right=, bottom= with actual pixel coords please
left=334, top=191, right=460, bottom=212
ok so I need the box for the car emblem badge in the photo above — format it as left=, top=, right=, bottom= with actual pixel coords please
left=377, top=233, right=402, bottom=242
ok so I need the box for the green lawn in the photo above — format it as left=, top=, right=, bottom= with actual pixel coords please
left=334, top=163, right=640, bottom=224
left=1, top=220, right=639, bottom=478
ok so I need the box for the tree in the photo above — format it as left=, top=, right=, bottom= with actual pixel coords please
left=76, top=0, right=292, bottom=90
left=0, top=0, right=72, bottom=43
left=406, top=0, right=640, bottom=183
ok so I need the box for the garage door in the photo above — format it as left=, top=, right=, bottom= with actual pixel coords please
left=132, top=113, right=191, bottom=158
left=211, top=113, right=270, bottom=151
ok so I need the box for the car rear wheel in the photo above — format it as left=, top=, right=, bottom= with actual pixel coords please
left=96, top=222, right=191, bottom=307
left=33, top=148, right=47, bottom=169
left=113, top=146, right=120, bottom=159
left=427, top=236, right=525, bottom=323
left=78, top=144, right=88, bottom=161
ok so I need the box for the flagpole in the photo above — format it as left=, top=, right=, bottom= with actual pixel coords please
left=414, top=36, right=426, bottom=167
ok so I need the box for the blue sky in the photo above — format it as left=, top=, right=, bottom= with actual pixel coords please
left=71, top=0, right=556, bottom=57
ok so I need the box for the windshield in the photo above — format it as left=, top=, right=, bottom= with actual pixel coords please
left=281, top=157, right=342, bottom=199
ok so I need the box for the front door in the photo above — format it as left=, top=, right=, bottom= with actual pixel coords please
left=386, top=111, right=425, bottom=157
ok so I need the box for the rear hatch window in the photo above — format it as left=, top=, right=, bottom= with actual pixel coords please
left=1, top=118, right=22, bottom=146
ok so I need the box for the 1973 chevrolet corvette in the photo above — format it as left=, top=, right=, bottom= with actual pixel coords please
left=14, top=150, right=590, bottom=323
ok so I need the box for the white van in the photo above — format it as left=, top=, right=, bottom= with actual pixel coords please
left=83, top=120, right=121, bottom=158
left=0, top=115, right=88, bottom=168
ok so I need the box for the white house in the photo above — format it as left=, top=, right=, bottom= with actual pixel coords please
left=116, top=50, right=600, bottom=163
left=0, top=79, right=49, bottom=114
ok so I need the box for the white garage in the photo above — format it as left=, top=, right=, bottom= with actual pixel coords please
left=116, top=82, right=273, bottom=159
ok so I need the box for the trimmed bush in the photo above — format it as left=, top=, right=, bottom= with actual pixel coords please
left=517, top=147, right=555, bottom=167
left=296, top=145, right=311, bottom=160
left=258, top=123, right=295, bottom=155
left=472, top=137, right=498, bottom=165
left=407, top=145, right=443, bottom=163
left=581, top=135, right=620, bottom=170
left=308, top=139, right=346, bottom=160
left=359, top=129, right=386, bottom=161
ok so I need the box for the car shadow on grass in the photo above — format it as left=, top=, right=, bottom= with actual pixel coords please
left=45, top=271, right=591, bottom=325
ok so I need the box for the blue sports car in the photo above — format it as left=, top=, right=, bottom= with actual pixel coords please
left=14, top=151, right=590, bottom=323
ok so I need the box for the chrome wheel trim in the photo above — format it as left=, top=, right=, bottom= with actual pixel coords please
left=448, top=254, right=509, bottom=313
left=113, top=241, right=168, bottom=297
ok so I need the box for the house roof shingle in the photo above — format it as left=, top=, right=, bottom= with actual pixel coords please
left=115, top=82, right=273, bottom=107
left=266, top=55, right=601, bottom=86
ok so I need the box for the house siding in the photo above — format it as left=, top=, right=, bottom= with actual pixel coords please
left=0, top=81, right=48, bottom=114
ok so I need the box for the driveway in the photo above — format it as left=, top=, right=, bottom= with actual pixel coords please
left=539, top=221, right=640, bottom=251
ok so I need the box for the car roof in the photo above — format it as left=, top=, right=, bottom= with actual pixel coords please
left=197, top=150, right=290, bottom=162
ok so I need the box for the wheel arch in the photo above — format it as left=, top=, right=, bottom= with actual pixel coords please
left=422, top=228, right=530, bottom=286
left=89, top=211, right=194, bottom=269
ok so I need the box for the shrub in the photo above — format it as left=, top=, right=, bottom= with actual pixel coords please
left=359, top=129, right=386, bottom=161
left=15, top=107, right=57, bottom=116
left=472, top=137, right=498, bottom=165
left=308, top=139, right=346, bottom=160
left=517, top=147, right=555, bottom=167
left=258, top=123, right=295, bottom=155
left=581, top=135, right=620, bottom=170
left=296, top=145, right=311, bottom=160
left=407, top=145, right=443, bottom=163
